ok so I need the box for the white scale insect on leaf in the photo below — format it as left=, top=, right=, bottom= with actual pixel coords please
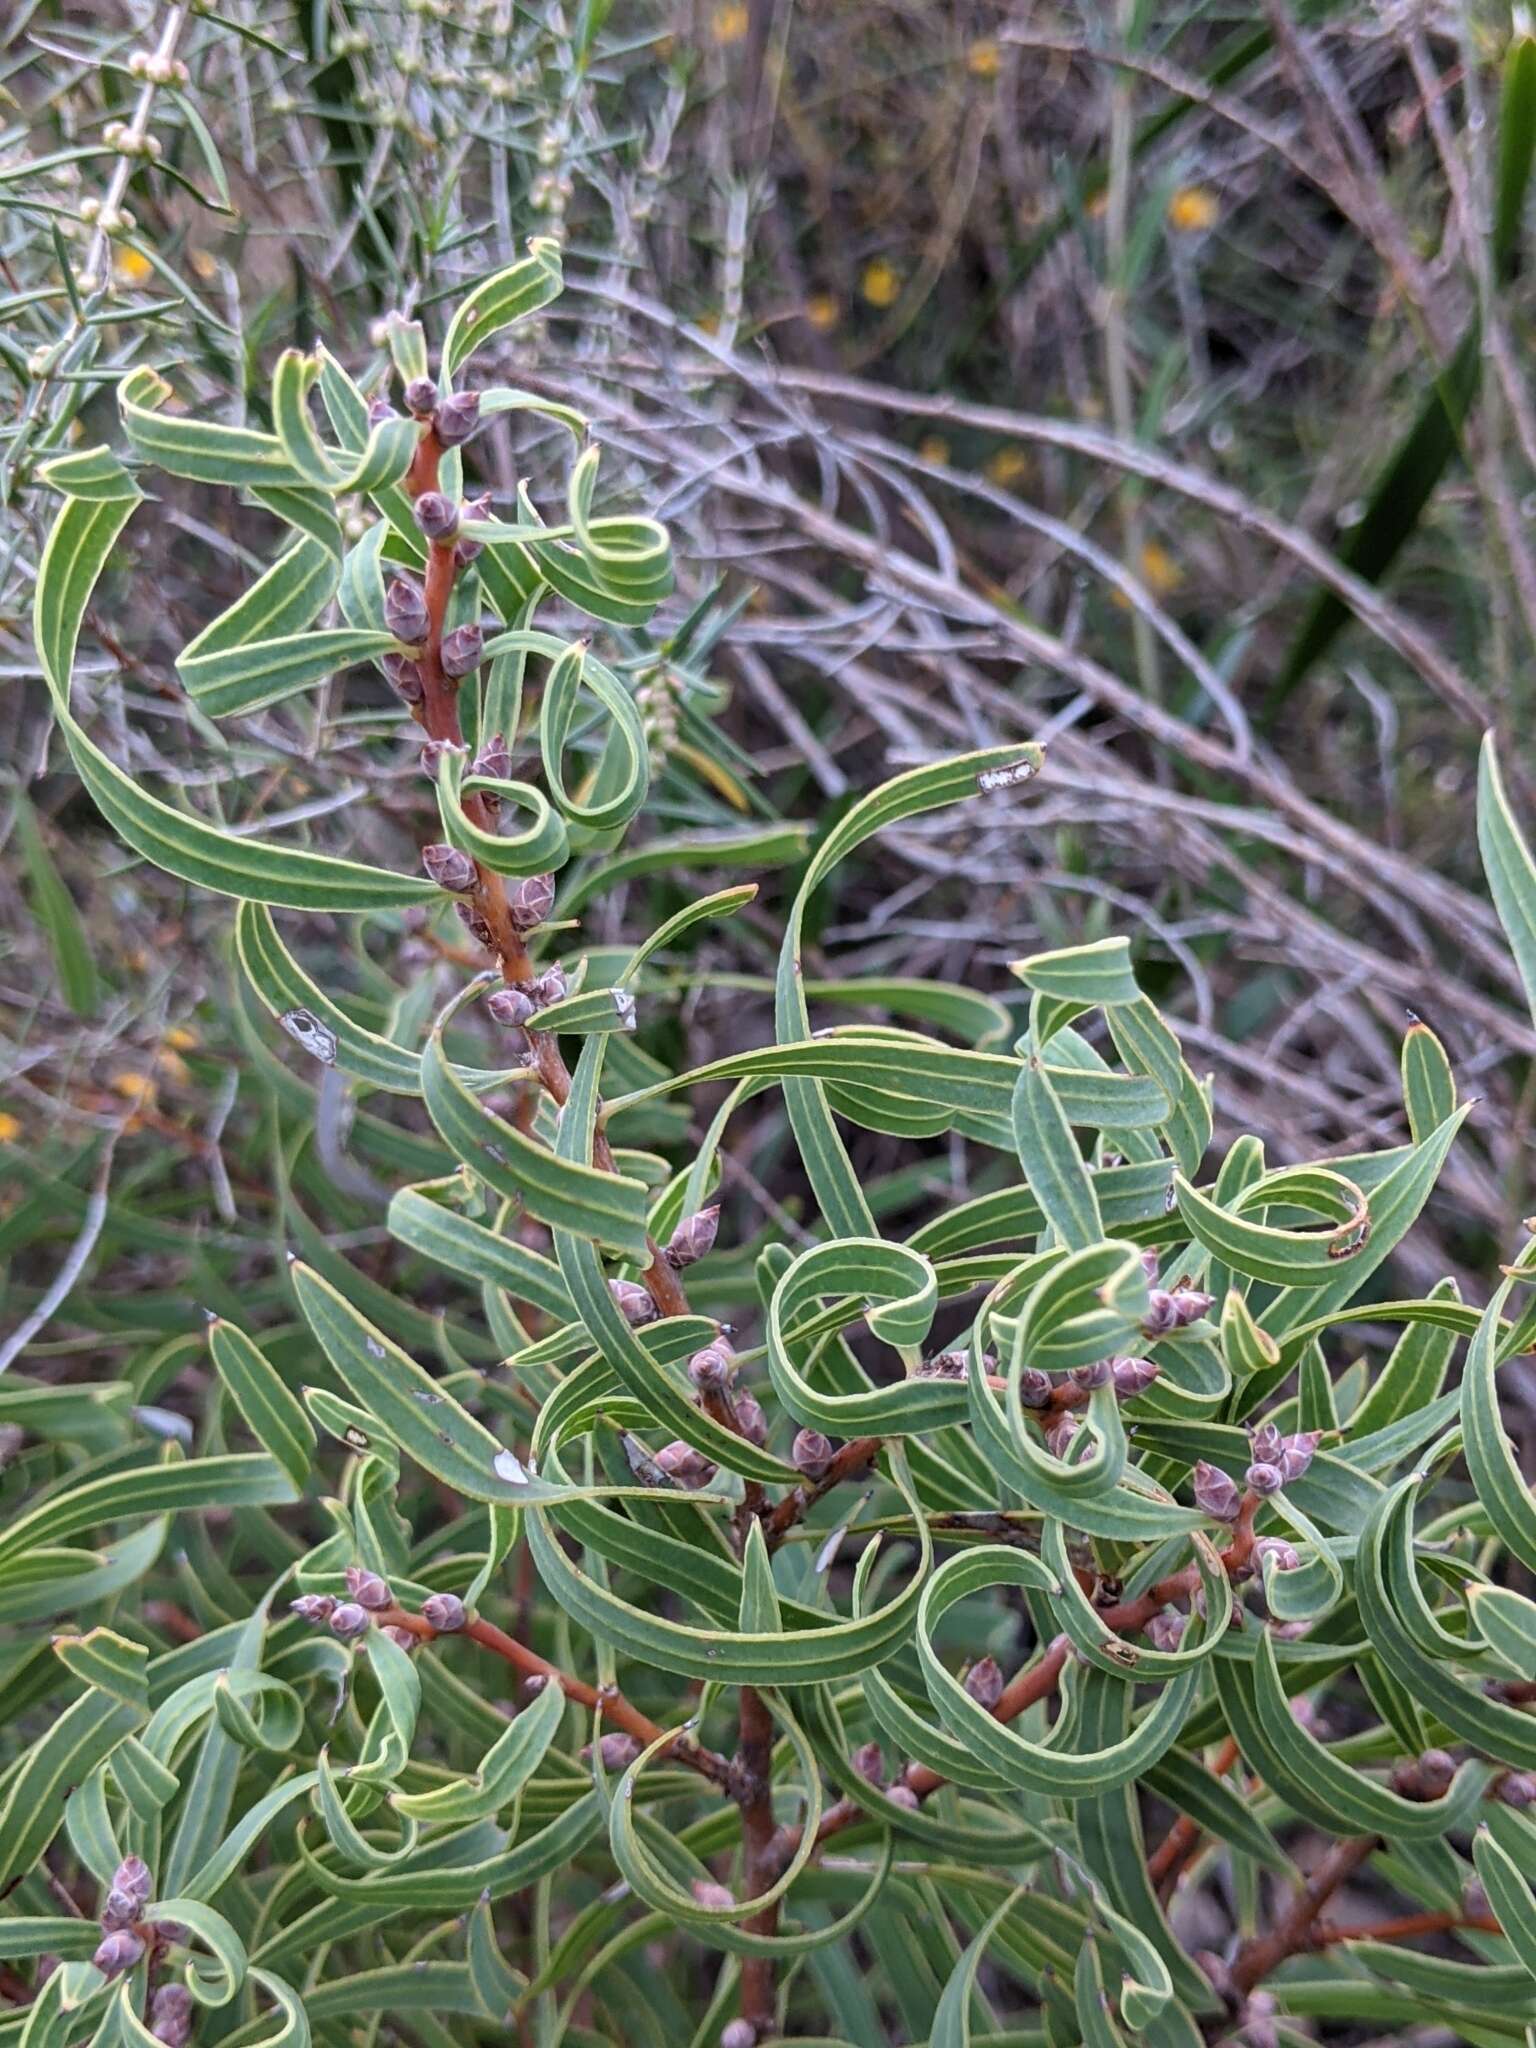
left=279, top=1007, right=339, bottom=1065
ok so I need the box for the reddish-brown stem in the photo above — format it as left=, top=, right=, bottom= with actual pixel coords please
left=378, top=1604, right=731, bottom=1788
left=1313, top=1909, right=1502, bottom=1946
left=763, top=1436, right=881, bottom=1547
left=1150, top=1735, right=1241, bottom=1895
left=1228, top=1835, right=1378, bottom=1998
left=735, top=1686, right=781, bottom=2037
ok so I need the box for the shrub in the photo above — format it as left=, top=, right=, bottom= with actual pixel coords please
left=10, top=250, right=1536, bottom=2048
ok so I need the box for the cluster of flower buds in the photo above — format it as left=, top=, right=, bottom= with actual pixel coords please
left=688, top=1337, right=736, bottom=1389
left=609, top=1278, right=658, bottom=1326
left=666, top=1205, right=720, bottom=1270
left=1141, top=1283, right=1214, bottom=1336
left=917, top=1348, right=969, bottom=1380
left=654, top=1440, right=716, bottom=1489
left=290, top=1567, right=410, bottom=1648
left=422, top=842, right=477, bottom=894
left=1147, top=1611, right=1186, bottom=1654
left=92, top=1857, right=180, bottom=1985
left=399, top=375, right=483, bottom=452
left=1390, top=1748, right=1457, bottom=1801
left=791, top=1427, right=834, bottom=1479
left=1245, top=1422, right=1319, bottom=1494
left=1191, top=1459, right=1243, bottom=1523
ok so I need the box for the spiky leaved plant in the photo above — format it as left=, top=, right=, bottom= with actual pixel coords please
left=16, top=245, right=1536, bottom=2048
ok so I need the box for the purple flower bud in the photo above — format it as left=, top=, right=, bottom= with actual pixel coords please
left=1279, top=1431, right=1321, bottom=1483
left=964, top=1655, right=1004, bottom=1709
left=384, top=576, right=430, bottom=646
left=92, top=1929, right=145, bottom=1977
left=1017, top=1367, right=1052, bottom=1409
left=420, top=740, right=450, bottom=775
left=1070, top=1359, right=1112, bottom=1391
left=886, top=1784, right=919, bottom=1811
left=456, top=902, right=494, bottom=947
left=434, top=391, right=482, bottom=447
left=592, top=1732, right=642, bottom=1771
left=329, top=1601, right=370, bottom=1640
left=345, top=1566, right=392, bottom=1610
left=1143, top=1285, right=1214, bottom=1335
left=1249, top=1421, right=1284, bottom=1465
left=422, top=1592, right=468, bottom=1633
left=1255, top=1536, right=1300, bottom=1573
left=455, top=494, right=492, bottom=567
left=422, top=842, right=477, bottom=893
left=1464, top=1875, right=1491, bottom=1920
left=290, top=1593, right=337, bottom=1626
left=689, top=1340, right=736, bottom=1390
left=918, top=1348, right=968, bottom=1379
left=488, top=986, right=536, bottom=1029
left=505, top=870, right=555, bottom=930
left=655, top=1440, right=715, bottom=1488
left=1170, top=1286, right=1214, bottom=1323
left=530, top=965, right=568, bottom=1008
left=112, top=1857, right=153, bottom=1910
left=381, top=651, right=424, bottom=704
left=471, top=732, right=511, bottom=782
left=734, top=1394, right=767, bottom=1446
left=1111, top=1355, right=1159, bottom=1399
left=440, top=622, right=483, bottom=679
left=853, top=1740, right=884, bottom=1786
left=1045, top=1414, right=1078, bottom=1459
left=691, top=1879, right=735, bottom=1912
left=149, top=1985, right=193, bottom=2048
left=720, top=2023, right=757, bottom=2048
left=1139, top=1247, right=1161, bottom=1282
left=1418, top=1748, right=1457, bottom=1797
left=380, top=1626, right=418, bottom=1652
left=413, top=492, right=460, bottom=543
left=1499, top=1771, right=1536, bottom=1807
left=1245, top=1460, right=1283, bottom=1497
left=791, top=1427, right=834, bottom=1478
left=404, top=376, right=438, bottom=415
left=366, top=397, right=400, bottom=427
left=666, top=1205, right=720, bottom=1270
left=1192, top=1460, right=1242, bottom=1522
left=609, top=1279, right=657, bottom=1325
left=1147, top=1612, right=1186, bottom=1654
left=100, top=1890, right=141, bottom=1931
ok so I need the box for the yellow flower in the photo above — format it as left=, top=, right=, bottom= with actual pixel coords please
left=967, top=39, right=1002, bottom=79
left=154, top=1048, right=192, bottom=1086
left=0, top=1112, right=21, bottom=1144
left=1168, top=185, right=1218, bottom=233
left=163, top=1025, right=199, bottom=1051
left=109, top=1070, right=156, bottom=1107
left=917, top=434, right=951, bottom=467
left=113, top=246, right=153, bottom=286
left=861, top=258, right=901, bottom=309
left=984, top=444, right=1029, bottom=488
left=1139, top=539, right=1183, bottom=595
left=804, top=292, right=839, bottom=333
left=710, top=2, right=749, bottom=44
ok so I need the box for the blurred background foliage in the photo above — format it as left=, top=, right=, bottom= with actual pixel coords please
left=5, top=0, right=1536, bottom=1351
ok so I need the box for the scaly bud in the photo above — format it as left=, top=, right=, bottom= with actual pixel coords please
left=918, top=1348, right=967, bottom=1379
left=1070, top=1359, right=1111, bottom=1391
left=963, top=1656, right=1004, bottom=1709
left=853, top=1740, right=884, bottom=1785
left=589, top=1732, right=642, bottom=1771
left=440, top=622, right=483, bottom=679
left=1017, top=1367, right=1052, bottom=1409
left=379, top=1626, right=416, bottom=1652
left=1045, top=1414, right=1078, bottom=1459
left=1142, top=1285, right=1214, bottom=1335
left=1147, top=1612, right=1186, bottom=1654
left=691, top=1880, right=735, bottom=1912
left=100, top=1890, right=141, bottom=1931
left=1279, top=1431, right=1321, bottom=1483
left=329, top=1601, right=370, bottom=1640
left=455, top=902, right=494, bottom=947
left=1418, top=1749, right=1457, bottom=1797
left=366, top=397, right=399, bottom=427
left=384, top=576, right=429, bottom=646
left=403, top=375, right=438, bottom=415
left=720, top=2024, right=757, bottom=2048
left=1139, top=1247, right=1161, bottom=1282
left=434, top=391, right=482, bottom=447
left=1499, top=1772, right=1536, bottom=1807
left=688, top=1339, right=736, bottom=1390
left=149, top=1985, right=193, bottom=2048
left=609, top=1279, right=657, bottom=1325
left=381, top=651, right=424, bottom=704
left=487, top=986, right=536, bottom=1030
left=734, top=1394, right=767, bottom=1446
left=422, top=1591, right=468, bottom=1633
left=455, top=493, right=492, bottom=566
left=92, top=1929, right=146, bottom=1977
left=791, top=1427, right=834, bottom=1478
left=290, top=1593, right=337, bottom=1626
left=1245, top=1460, right=1283, bottom=1497
left=505, top=870, right=555, bottom=929
left=1192, top=1460, right=1242, bottom=1522
left=1111, top=1355, right=1159, bottom=1399
left=112, top=1857, right=153, bottom=1911
left=1249, top=1421, right=1283, bottom=1465
left=471, top=732, right=511, bottom=782
left=666, top=1205, right=720, bottom=1270
left=654, top=1440, right=716, bottom=1488
left=886, top=1784, right=919, bottom=1811
left=1254, top=1536, right=1300, bottom=1574
left=413, top=491, right=459, bottom=544
left=422, top=842, right=477, bottom=893
left=530, top=965, right=568, bottom=1008
left=345, top=1565, right=392, bottom=1610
